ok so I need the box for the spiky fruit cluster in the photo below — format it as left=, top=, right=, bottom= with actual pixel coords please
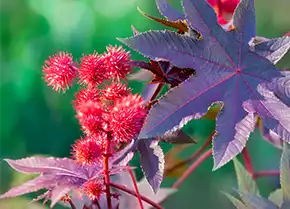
left=42, top=45, right=147, bottom=176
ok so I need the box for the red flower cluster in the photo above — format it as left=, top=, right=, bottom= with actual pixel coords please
left=43, top=46, right=147, bottom=168
left=207, top=0, right=240, bottom=25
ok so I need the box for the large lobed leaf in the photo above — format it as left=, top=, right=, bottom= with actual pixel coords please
left=119, top=0, right=290, bottom=169
left=0, top=156, right=129, bottom=208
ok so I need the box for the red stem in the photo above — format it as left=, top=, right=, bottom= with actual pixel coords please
left=104, top=135, right=112, bottom=209
left=253, top=170, right=280, bottom=179
left=68, top=199, right=76, bottom=209
left=165, top=130, right=215, bottom=175
left=127, top=166, right=144, bottom=209
left=242, top=148, right=254, bottom=176
left=173, top=149, right=212, bottom=189
left=110, top=182, right=164, bottom=209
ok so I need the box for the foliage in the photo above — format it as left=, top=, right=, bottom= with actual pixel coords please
left=224, top=143, right=290, bottom=209
left=0, top=0, right=289, bottom=209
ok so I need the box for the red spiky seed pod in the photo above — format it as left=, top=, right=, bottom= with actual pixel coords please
left=78, top=51, right=108, bottom=87
left=72, top=136, right=103, bottom=165
left=74, top=87, right=100, bottom=110
left=102, top=46, right=131, bottom=80
left=82, top=180, right=104, bottom=200
left=102, top=82, right=130, bottom=102
left=43, top=52, right=77, bottom=92
left=109, top=94, right=147, bottom=143
left=75, top=100, right=104, bottom=136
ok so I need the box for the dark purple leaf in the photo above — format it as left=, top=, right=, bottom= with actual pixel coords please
left=158, top=129, right=195, bottom=144
left=142, top=83, right=160, bottom=103
left=238, top=192, right=279, bottom=209
left=243, top=87, right=290, bottom=143
left=138, top=140, right=164, bottom=193
left=254, top=37, right=290, bottom=64
left=131, top=59, right=195, bottom=87
left=128, top=69, right=153, bottom=82
left=264, top=71, right=290, bottom=107
left=119, top=0, right=290, bottom=169
left=233, top=0, right=256, bottom=44
left=156, top=0, right=185, bottom=21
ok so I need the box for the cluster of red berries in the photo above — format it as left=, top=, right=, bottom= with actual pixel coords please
left=42, top=46, right=147, bottom=199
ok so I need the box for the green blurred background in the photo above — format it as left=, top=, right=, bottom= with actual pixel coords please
left=0, top=0, right=289, bottom=208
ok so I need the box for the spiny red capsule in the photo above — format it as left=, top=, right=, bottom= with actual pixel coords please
left=74, top=87, right=100, bottom=110
left=72, top=136, right=103, bottom=165
left=43, top=52, right=77, bottom=92
left=102, top=82, right=130, bottom=102
left=82, top=180, right=104, bottom=200
left=109, top=94, right=147, bottom=143
left=102, top=46, right=131, bottom=80
left=78, top=51, right=108, bottom=87
left=75, top=100, right=104, bottom=136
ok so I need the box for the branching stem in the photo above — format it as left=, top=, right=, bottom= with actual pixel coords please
left=165, top=130, right=215, bottom=175
left=127, top=166, right=144, bottom=209
left=104, top=134, right=112, bottom=209
left=173, top=149, right=212, bottom=189
left=253, top=170, right=280, bottom=179
left=242, top=148, right=254, bottom=176
left=110, top=182, right=164, bottom=209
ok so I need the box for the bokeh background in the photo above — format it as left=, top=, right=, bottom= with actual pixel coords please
left=0, top=0, right=289, bottom=208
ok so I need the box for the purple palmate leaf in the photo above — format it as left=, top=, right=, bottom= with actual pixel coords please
left=138, top=139, right=164, bottom=193
left=0, top=156, right=128, bottom=207
left=156, top=0, right=185, bottom=21
left=119, top=0, right=290, bottom=169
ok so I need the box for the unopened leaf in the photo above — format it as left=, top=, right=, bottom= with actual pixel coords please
left=222, top=192, right=248, bottom=209
left=233, top=158, right=259, bottom=195
left=238, top=192, right=279, bottom=209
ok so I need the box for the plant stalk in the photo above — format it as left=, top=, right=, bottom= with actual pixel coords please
left=110, top=182, right=164, bottom=209
left=104, top=134, right=112, bottom=209
left=127, top=166, right=144, bottom=209
left=173, top=149, right=212, bottom=189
